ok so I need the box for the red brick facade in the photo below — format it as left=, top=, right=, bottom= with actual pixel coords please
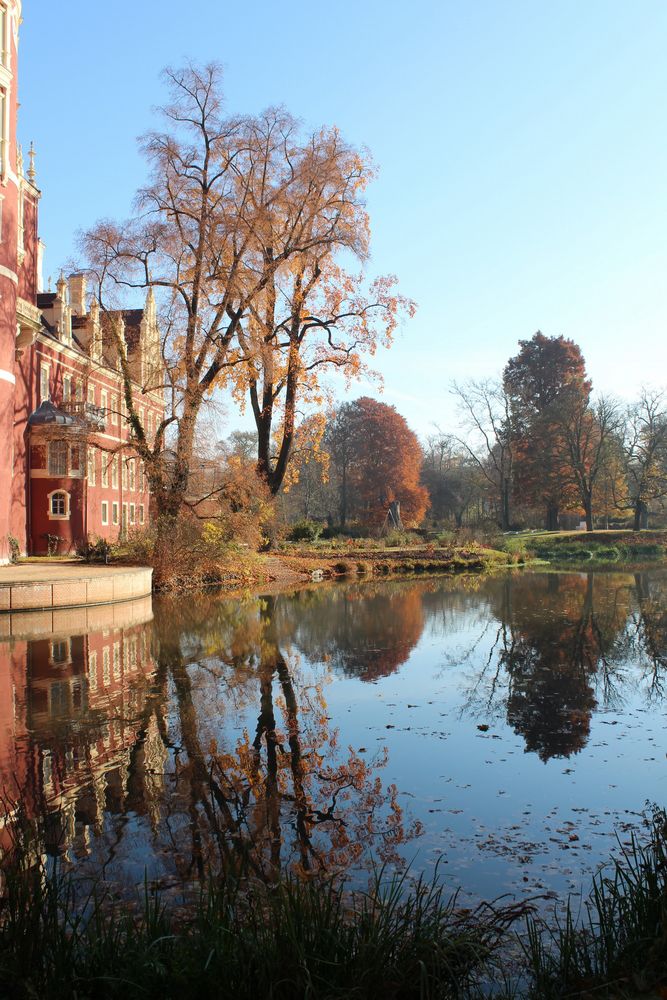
left=0, top=3, right=164, bottom=561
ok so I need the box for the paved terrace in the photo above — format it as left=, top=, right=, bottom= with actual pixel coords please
left=0, top=561, right=153, bottom=614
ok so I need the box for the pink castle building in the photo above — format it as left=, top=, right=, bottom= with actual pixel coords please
left=0, top=2, right=163, bottom=562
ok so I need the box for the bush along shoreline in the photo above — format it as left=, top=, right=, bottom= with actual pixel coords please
left=1, top=809, right=667, bottom=998
left=21, top=526, right=667, bottom=594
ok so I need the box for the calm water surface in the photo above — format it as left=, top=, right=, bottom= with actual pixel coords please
left=2, top=569, right=666, bottom=908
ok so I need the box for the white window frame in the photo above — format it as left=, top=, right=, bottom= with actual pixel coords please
left=129, top=503, right=135, bottom=525
left=128, top=459, right=135, bottom=491
left=62, top=373, right=71, bottom=402
left=111, top=455, right=118, bottom=489
left=101, top=500, right=108, bottom=526
left=47, top=489, right=70, bottom=520
left=40, top=363, right=50, bottom=403
left=101, top=454, right=109, bottom=488
left=87, top=446, right=96, bottom=485
left=110, top=393, right=118, bottom=427
left=0, top=7, right=7, bottom=70
left=69, top=444, right=81, bottom=474
left=0, top=86, right=6, bottom=180
left=49, top=638, right=71, bottom=666
left=139, top=504, right=145, bottom=525
left=112, top=501, right=119, bottom=525
left=88, top=382, right=95, bottom=404
left=88, top=651, right=98, bottom=693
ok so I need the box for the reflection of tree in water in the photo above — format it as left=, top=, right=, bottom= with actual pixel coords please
left=628, top=573, right=667, bottom=701
left=462, top=573, right=635, bottom=761
left=152, top=595, right=420, bottom=882
left=277, top=581, right=429, bottom=681
left=504, top=575, right=601, bottom=760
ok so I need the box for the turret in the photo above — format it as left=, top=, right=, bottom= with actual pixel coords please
left=52, top=273, right=72, bottom=345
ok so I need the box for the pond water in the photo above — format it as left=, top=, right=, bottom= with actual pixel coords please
left=1, top=568, right=666, bottom=909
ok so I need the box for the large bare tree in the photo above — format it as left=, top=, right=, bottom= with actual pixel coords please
left=560, top=394, right=620, bottom=531
left=81, top=64, right=385, bottom=569
left=622, top=389, right=667, bottom=530
left=451, top=379, right=515, bottom=530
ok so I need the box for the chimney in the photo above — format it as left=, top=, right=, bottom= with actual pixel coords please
left=68, top=272, right=87, bottom=316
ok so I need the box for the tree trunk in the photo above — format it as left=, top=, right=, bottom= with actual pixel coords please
left=387, top=500, right=403, bottom=531
left=633, top=499, right=648, bottom=531
left=584, top=492, right=593, bottom=532
left=546, top=501, right=559, bottom=531
left=500, top=478, right=511, bottom=531
left=339, top=462, right=348, bottom=527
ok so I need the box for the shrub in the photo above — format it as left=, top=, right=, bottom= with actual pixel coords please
left=145, top=519, right=261, bottom=591
left=115, top=529, right=155, bottom=565
left=7, top=535, right=19, bottom=564
left=75, top=536, right=112, bottom=563
left=287, top=519, right=322, bottom=542
left=41, top=533, right=62, bottom=557
left=382, top=529, right=421, bottom=548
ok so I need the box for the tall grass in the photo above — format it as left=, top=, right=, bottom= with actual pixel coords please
left=523, top=807, right=667, bottom=998
left=0, top=861, right=521, bottom=999
left=4, top=810, right=667, bottom=997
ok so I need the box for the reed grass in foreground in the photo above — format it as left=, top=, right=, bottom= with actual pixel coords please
left=0, top=865, right=521, bottom=999
left=3, top=809, right=667, bottom=998
left=523, top=807, right=667, bottom=999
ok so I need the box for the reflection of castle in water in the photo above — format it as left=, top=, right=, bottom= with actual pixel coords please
left=0, top=598, right=166, bottom=859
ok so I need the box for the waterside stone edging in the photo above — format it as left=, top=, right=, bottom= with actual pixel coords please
left=0, top=566, right=153, bottom=616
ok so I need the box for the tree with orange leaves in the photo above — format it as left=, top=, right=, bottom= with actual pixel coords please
left=504, top=332, right=591, bottom=530
left=81, top=65, right=411, bottom=569
left=235, top=197, right=415, bottom=495
left=325, top=397, right=429, bottom=530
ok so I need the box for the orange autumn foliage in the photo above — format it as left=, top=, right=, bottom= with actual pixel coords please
left=327, top=397, right=429, bottom=529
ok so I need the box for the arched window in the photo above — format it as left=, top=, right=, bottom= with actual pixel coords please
left=48, top=490, right=70, bottom=520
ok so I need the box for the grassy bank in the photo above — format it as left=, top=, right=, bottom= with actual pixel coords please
left=504, top=529, right=667, bottom=568
left=271, top=541, right=518, bottom=584
left=2, top=811, right=667, bottom=997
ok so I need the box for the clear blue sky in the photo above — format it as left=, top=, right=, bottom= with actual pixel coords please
left=20, top=0, right=667, bottom=438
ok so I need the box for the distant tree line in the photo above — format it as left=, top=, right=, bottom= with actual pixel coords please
left=428, top=332, right=667, bottom=532
left=273, top=332, right=667, bottom=534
